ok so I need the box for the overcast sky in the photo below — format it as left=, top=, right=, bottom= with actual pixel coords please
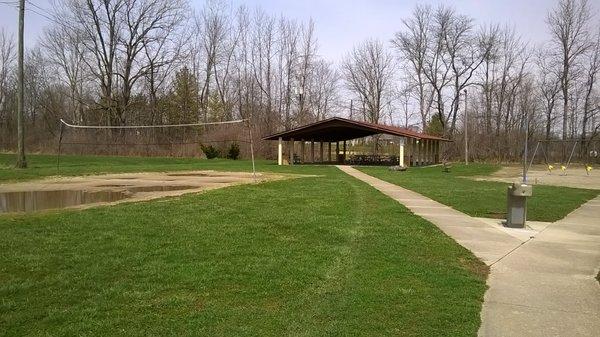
left=1, top=0, right=599, bottom=63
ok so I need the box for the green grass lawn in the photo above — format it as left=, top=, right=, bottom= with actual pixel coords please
left=0, top=153, right=270, bottom=182
left=358, top=164, right=599, bottom=222
left=0, top=156, right=487, bottom=336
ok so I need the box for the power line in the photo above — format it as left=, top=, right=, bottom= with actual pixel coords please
left=1, top=0, right=60, bottom=24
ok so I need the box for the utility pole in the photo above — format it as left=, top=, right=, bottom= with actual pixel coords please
left=523, top=110, right=529, bottom=183
left=16, top=0, right=27, bottom=168
left=464, top=89, right=468, bottom=165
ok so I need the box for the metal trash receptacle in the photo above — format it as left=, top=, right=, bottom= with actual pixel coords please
left=506, top=182, right=532, bottom=228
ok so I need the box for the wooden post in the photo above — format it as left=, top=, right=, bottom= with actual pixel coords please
left=320, top=141, right=324, bottom=162
left=289, top=138, right=294, bottom=165
left=419, top=139, right=425, bottom=166
left=278, top=137, right=283, bottom=165
left=424, top=140, right=428, bottom=165
left=343, top=140, right=347, bottom=163
left=16, top=0, right=26, bottom=168
left=406, top=138, right=413, bottom=166
left=328, top=142, right=332, bottom=162
left=310, top=141, right=315, bottom=163
left=301, top=140, right=305, bottom=163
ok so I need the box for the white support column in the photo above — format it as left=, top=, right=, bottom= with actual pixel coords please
left=399, top=137, right=405, bottom=167
left=289, top=138, right=294, bottom=165
left=277, top=137, right=283, bottom=165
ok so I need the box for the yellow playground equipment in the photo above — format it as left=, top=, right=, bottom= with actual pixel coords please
left=528, top=140, right=595, bottom=176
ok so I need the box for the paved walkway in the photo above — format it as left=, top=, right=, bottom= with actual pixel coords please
left=337, top=166, right=600, bottom=337
left=480, top=197, right=600, bottom=337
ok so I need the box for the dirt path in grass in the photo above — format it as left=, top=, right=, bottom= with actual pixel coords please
left=337, top=165, right=600, bottom=337
left=0, top=170, right=289, bottom=214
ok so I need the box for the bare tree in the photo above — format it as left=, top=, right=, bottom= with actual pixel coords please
left=41, top=24, right=87, bottom=123
left=392, top=4, right=433, bottom=130
left=307, top=59, right=338, bottom=121
left=0, top=29, right=14, bottom=115
left=342, top=39, right=395, bottom=124
left=581, top=31, right=600, bottom=142
left=441, top=8, right=493, bottom=135
left=547, top=0, right=593, bottom=140
left=536, top=47, right=562, bottom=139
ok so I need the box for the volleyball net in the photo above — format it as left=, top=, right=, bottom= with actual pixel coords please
left=57, top=118, right=256, bottom=177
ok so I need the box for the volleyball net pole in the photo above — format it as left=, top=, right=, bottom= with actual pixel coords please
left=57, top=118, right=256, bottom=179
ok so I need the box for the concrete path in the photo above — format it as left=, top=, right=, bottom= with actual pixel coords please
left=337, top=166, right=600, bottom=337
left=337, top=166, right=523, bottom=265
left=480, top=196, right=600, bottom=337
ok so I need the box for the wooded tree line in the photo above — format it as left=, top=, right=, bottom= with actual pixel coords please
left=0, top=0, right=598, bottom=161
left=386, top=0, right=599, bottom=161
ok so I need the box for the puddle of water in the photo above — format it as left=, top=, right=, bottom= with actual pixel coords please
left=0, top=190, right=130, bottom=213
left=166, top=173, right=211, bottom=177
left=0, top=185, right=214, bottom=214
left=127, top=185, right=201, bottom=193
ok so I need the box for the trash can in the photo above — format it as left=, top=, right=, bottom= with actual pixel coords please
left=506, top=182, right=532, bottom=228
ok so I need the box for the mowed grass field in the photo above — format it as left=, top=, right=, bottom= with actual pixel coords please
left=1, top=154, right=487, bottom=336
left=358, top=164, right=599, bottom=222
left=0, top=154, right=267, bottom=182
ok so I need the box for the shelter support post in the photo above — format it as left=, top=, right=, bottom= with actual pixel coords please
left=435, top=141, right=440, bottom=164
left=278, top=137, right=283, bottom=165
left=343, top=141, right=347, bottom=163
left=301, top=140, right=305, bottom=163
left=421, top=140, right=425, bottom=166
left=289, top=138, right=295, bottom=165
left=416, top=140, right=421, bottom=166
left=310, top=141, right=315, bottom=163
left=320, top=141, right=324, bottom=163
left=336, top=142, right=340, bottom=163
left=328, top=142, right=332, bottom=162
left=422, top=140, right=426, bottom=165
left=426, top=140, right=431, bottom=165
left=409, top=138, right=414, bottom=166
left=399, top=137, right=405, bottom=167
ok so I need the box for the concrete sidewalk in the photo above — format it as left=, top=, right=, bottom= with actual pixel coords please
left=337, top=166, right=600, bottom=337
left=337, top=166, right=523, bottom=265
left=480, top=197, right=600, bottom=337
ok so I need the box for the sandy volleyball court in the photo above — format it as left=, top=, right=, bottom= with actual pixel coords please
left=0, top=170, right=285, bottom=213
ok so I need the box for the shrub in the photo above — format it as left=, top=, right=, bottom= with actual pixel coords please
left=200, top=144, right=220, bottom=159
left=227, top=142, right=240, bottom=160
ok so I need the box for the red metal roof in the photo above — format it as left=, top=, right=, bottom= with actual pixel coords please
left=263, top=117, right=450, bottom=142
